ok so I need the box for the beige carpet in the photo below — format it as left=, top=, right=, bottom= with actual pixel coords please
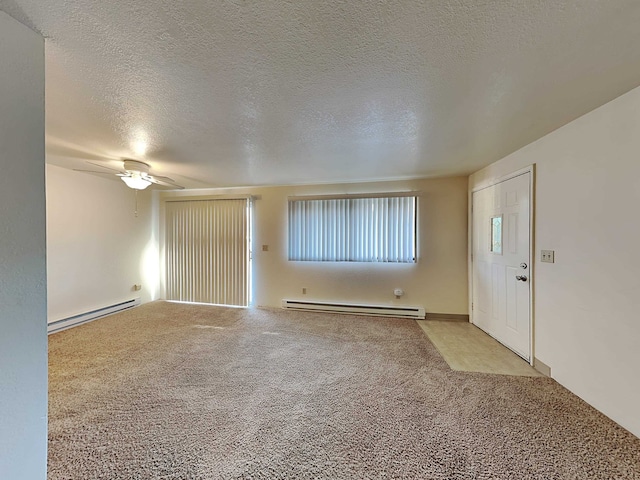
left=48, top=301, right=640, bottom=479
left=417, top=320, right=542, bottom=377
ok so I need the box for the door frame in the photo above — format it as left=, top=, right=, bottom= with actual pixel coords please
left=468, top=165, right=535, bottom=364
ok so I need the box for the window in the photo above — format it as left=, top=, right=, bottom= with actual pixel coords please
left=490, top=215, right=502, bottom=254
left=288, top=194, right=417, bottom=263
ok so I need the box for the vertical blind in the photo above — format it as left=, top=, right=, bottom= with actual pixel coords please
left=165, top=198, right=250, bottom=306
left=288, top=195, right=417, bottom=263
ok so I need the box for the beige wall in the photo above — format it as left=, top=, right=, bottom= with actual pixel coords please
left=159, top=176, right=469, bottom=314
left=0, top=12, right=47, bottom=479
left=46, top=165, right=156, bottom=322
left=470, top=85, right=640, bottom=438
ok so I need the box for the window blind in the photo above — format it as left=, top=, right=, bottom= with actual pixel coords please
left=288, top=195, right=417, bottom=263
left=165, top=198, right=250, bottom=306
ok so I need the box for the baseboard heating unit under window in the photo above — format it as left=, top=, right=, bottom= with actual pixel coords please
left=281, top=299, right=425, bottom=319
left=47, top=298, right=141, bottom=334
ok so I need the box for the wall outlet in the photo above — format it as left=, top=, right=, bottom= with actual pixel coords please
left=302, top=288, right=307, bottom=294
left=262, top=244, right=269, bottom=251
left=133, top=284, right=142, bottom=291
left=541, top=250, right=555, bottom=263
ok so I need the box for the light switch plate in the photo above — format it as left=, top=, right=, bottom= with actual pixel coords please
left=541, top=250, right=555, bottom=263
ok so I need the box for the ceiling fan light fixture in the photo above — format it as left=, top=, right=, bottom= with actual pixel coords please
left=121, top=174, right=151, bottom=190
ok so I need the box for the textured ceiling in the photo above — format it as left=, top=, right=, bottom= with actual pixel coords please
left=3, top=1, right=640, bottom=188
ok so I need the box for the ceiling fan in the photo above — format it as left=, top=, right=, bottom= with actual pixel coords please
left=75, top=159, right=184, bottom=190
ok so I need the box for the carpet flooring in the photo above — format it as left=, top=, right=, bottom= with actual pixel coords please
left=48, top=301, right=640, bottom=479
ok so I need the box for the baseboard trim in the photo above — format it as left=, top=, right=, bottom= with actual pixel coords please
left=282, top=299, right=425, bottom=319
left=48, top=298, right=141, bottom=334
left=533, top=358, right=551, bottom=377
left=425, top=313, right=469, bottom=322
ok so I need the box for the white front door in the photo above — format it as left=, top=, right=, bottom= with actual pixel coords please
left=472, top=172, right=531, bottom=360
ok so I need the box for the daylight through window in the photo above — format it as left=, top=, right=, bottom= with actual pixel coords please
left=288, top=194, right=417, bottom=263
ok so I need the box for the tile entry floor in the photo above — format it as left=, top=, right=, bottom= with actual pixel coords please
left=417, top=320, right=542, bottom=377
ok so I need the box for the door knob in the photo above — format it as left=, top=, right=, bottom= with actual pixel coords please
left=516, top=275, right=528, bottom=282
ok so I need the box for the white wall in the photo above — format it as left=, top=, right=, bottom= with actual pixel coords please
left=46, top=165, right=156, bottom=322
left=470, top=85, right=640, bottom=438
left=0, top=12, right=47, bottom=479
left=160, top=176, right=469, bottom=314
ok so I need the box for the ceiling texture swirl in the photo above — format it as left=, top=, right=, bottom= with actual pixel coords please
left=3, top=0, right=640, bottom=188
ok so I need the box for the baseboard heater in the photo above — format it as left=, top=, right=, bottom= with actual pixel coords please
left=281, top=299, right=425, bottom=319
left=47, top=298, right=141, bottom=334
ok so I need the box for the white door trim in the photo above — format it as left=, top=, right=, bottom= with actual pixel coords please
left=470, top=165, right=535, bottom=193
left=468, top=165, right=535, bottom=364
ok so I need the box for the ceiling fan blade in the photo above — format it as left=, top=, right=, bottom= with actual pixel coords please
left=151, top=175, right=176, bottom=182
left=147, top=176, right=184, bottom=189
left=73, top=169, right=114, bottom=175
left=86, top=161, right=126, bottom=173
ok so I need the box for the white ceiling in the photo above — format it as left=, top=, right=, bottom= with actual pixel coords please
left=3, top=1, right=640, bottom=188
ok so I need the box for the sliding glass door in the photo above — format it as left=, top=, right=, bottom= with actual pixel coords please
left=164, top=198, right=251, bottom=307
